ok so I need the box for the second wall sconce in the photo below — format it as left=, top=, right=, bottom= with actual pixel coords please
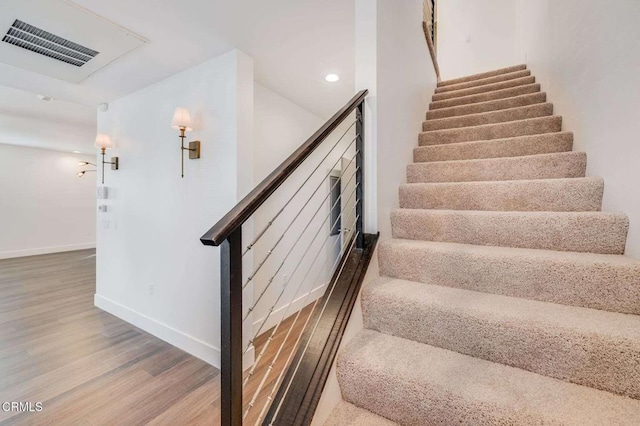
left=77, top=160, right=96, bottom=178
left=171, top=107, right=201, bottom=178
left=95, top=134, right=119, bottom=184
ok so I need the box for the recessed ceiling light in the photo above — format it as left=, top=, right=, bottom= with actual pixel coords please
left=325, top=73, right=340, bottom=83
left=72, top=150, right=81, bottom=154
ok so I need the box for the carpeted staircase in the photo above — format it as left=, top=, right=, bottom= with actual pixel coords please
left=325, top=64, right=640, bottom=425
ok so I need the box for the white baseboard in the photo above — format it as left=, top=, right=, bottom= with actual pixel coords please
left=94, top=283, right=325, bottom=372
left=94, top=294, right=222, bottom=368
left=252, top=283, right=328, bottom=332
left=0, top=242, right=96, bottom=260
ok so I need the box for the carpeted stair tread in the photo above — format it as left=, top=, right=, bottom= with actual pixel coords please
left=378, top=239, right=640, bottom=315
left=423, top=103, right=553, bottom=131
left=337, top=330, right=640, bottom=425
left=363, top=277, right=640, bottom=399
left=437, top=64, right=527, bottom=87
left=390, top=209, right=628, bottom=254
left=426, top=92, right=547, bottom=120
left=324, top=401, right=398, bottom=426
left=399, top=177, right=603, bottom=212
left=433, top=76, right=536, bottom=102
left=332, top=65, right=640, bottom=423
left=430, top=83, right=541, bottom=110
left=420, top=116, right=562, bottom=146
left=435, top=69, right=531, bottom=94
left=413, top=132, right=573, bottom=162
left=407, top=151, right=586, bottom=183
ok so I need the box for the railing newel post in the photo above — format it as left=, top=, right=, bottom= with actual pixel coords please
left=220, top=227, right=243, bottom=426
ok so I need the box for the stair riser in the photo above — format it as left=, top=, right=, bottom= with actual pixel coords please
left=337, top=330, right=640, bottom=425
left=423, top=103, right=553, bottom=132
left=363, top=282, right=640, bottom=399
left=419, top=116, right=562, bottom=146
left=338, top=355, right=513, bottom=425
left=433, top=76, right=535, bottom=102
left=400, top=178, right=603, bottom=212
left=438, top=64, right=527, bottom=87
left=392, top=209, right=627, bottom=255
left=430, top=84, right=540, bottom=110
left=407, top=152, right=586, bottom=183
left=378, top=240, right=640, bottom=315
left=413, top=133, right=573, bottom=162
left=326, top=402, right=397, bottom=426
left=435, top=70, right=531, bottom=94
left=427, top=93, right=547, bottom=120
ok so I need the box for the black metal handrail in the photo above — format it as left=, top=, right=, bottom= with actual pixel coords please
left=200, top=90, right=368, bottom=247
left=200, top=90, right=368, bottom=426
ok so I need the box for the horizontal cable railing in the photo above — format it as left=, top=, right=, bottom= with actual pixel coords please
left=201, top=90, right=368, bottom=425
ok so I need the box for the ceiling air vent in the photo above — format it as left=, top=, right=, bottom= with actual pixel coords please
left=2, top=19, right=99, bottom=67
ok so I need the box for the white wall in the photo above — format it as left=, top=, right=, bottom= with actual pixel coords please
left=312, top=1, right=438, bottom=418
left=0, top=114, right=96, bottom=155
left=95, top=50, right=254, bottom=367
left=0, top=144, right=96, bottom=259
left=437, top=0, right=519, bottom=79
left=357, top=0, right=438, bottom=241
left=515, top=0, right=640, bottom=257
left=251, top=83, right=356, bottom=335
left=254, top=84, right=325, bottom=183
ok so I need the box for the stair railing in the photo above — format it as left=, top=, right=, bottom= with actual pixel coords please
left=423, top=0, right=441, bottom=80
left=423, top=0, right=436, bottom=47
left=201, top=90, right=368, bottom=425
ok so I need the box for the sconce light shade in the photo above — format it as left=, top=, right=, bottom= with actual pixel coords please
left=171, top=107, right=193, bottom=131
left=94, top=133, right=112, bottom=150
left=93, top=133, right=118, bottom=184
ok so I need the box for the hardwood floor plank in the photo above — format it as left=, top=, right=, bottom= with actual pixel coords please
left=147, top=376, right=222, bottom=425
left=0, top=330, right=144, bottom=392
left=0, top=334, right=166, bottom=421
left=81, top=357, right=217, bottom=425
left=0, top=249, right=313, bottom=425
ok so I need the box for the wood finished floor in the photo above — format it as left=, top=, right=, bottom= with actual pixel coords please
left=0, top=250, right=311, bottom=425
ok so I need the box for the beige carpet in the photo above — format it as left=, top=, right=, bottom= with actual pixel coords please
left=326, top=65, right=640, bottom=425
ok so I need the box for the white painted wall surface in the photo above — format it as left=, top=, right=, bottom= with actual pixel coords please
left=515, top=0, right=640, bottom=257
left=254, top=84, right=325, bottom=183
left=0, top=144, right=96, bottom=259
left=437, top=0, right=519, bottom=79
left=0, top=114, right=96, bottom=155
left=356, top=0, right=437, bottom=241
left=95, top=50, right=253, bottom=367
left=309, top=0, right=439, bottom=421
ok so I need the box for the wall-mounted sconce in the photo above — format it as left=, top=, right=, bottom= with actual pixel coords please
left=77, top=161, right=96, bottom=178
left=171, top=107, right=201, bottom=178
left=94, top=134, right=119, bottom=184
left=77, top=170, right=96, bottom=178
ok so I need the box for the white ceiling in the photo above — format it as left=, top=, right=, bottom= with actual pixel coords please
left=0, top=0, right=148, bottom=83
left=0, top=0, right=355, bottom=153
